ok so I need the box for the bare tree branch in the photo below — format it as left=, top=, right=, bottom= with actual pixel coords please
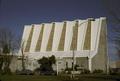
left=102, top=0, right=120, bottom=58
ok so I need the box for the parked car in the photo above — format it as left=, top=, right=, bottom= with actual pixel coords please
left=16, top=69, right=33, bottom=75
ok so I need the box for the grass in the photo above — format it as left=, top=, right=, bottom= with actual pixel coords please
left=0, top=74, right=120, bottom=81
left=77, top=74, right=120, bottom=81
left=0, top=75, right=62, bottom=81
left=60, top=74, right=120, bottom=81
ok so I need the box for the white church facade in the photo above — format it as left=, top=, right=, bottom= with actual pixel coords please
left=18, top=17, right=108, bottom=73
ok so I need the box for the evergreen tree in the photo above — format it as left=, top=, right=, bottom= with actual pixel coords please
left=38, top=55, right=56, bottom=72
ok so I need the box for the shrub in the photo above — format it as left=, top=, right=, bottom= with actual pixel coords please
left=81, top=69, right=90, bottom=74
left=109, top=68, right=120, bottom=75
left=2, top=67, right=11, bottom=75
left=93, top=69, right=103, bottom=74
left=34, top=68, right=41, bottom=75
left=0, top=70, right=3, bottom=75
left=74, top=64, right=79, bottom=71
left=65, top=68, right=72, bottom=74
left=37, top=55, right=56, bottom=72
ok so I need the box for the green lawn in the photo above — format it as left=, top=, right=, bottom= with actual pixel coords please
left=0, top=75, right=62, bottom=81
left=0, top=74, right=120, bottom=81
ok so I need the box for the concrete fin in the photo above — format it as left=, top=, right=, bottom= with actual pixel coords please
left=46, top=23, right=55, bottom=51
left=35, top=24, right=44, bottom=51
left=58, top=22, right=66, bottom=51
left=70, top=21, right=79, bottom=50
left=83, top=21, right=91, bottom=50
left=24, top=26, right=34, bottom=52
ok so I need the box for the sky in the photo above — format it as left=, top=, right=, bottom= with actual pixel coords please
left=0, top=0, right=120, bottom=61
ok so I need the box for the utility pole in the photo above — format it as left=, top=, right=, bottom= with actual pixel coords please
left=72, top=34, right=75, bottom=78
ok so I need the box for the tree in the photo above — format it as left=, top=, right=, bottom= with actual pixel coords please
left=14, top=36, right=26, bottom=71
left=49, top=55, right=56, bottom=65
left=37, top=55, right=56, bottom=72
left=102, top=0, right=120, bottom=58
left=0, top=27, right=16, bottom=74
left=0, top=27, right=17, bottom=54
left=2, top=44, right=11, bottom=74
left=2, top=44, right=10, bottom=54
left=20, top=41, right=25, bottom=71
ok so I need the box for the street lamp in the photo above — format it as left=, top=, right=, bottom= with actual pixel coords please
left=72, top=18, right=94, bottom=78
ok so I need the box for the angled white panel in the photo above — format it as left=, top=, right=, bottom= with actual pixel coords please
left=22, top=25, right=32, bottom=51
left=52, top=22, right=63, bottom=51
left=41, top=23, right=52, bottom=51
left=77, top=20, right=88, bottom=51
left=95, top=18, right=104, bottom=51
left=64, top=21, right=74, bottom=51
left=90, top=18, right=105, bottom=58
left=79, top=20, right=88, bottom=50
left=91, top=19, right=100, bottom=50
left=29, top=25, right=42, bottom=52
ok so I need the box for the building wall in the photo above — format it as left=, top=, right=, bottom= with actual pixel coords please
left=19, top=17, right=108, bottom=72
left=91, top=18, right=107, bottom=72
left=76, top=57, right=88, bottom=69
left=22, top=18, right=104, bottom=52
